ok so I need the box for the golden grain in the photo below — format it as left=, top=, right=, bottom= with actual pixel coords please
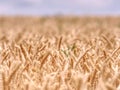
left=0, top=17, right=120, bottom=90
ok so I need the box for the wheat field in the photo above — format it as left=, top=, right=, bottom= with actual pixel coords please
left=0, top=16, right=120, bottom=90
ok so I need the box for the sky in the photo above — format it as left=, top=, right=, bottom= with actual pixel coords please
left=0, top=0, right=120, bottom=16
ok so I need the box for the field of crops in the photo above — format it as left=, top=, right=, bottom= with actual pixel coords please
left=0, top=16, right=120, bottom=90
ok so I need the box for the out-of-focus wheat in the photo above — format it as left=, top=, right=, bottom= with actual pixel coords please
left=0, top=16, right=120, bottom=90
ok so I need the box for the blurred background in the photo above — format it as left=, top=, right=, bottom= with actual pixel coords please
left=0, top=0, right=120, bottom=16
